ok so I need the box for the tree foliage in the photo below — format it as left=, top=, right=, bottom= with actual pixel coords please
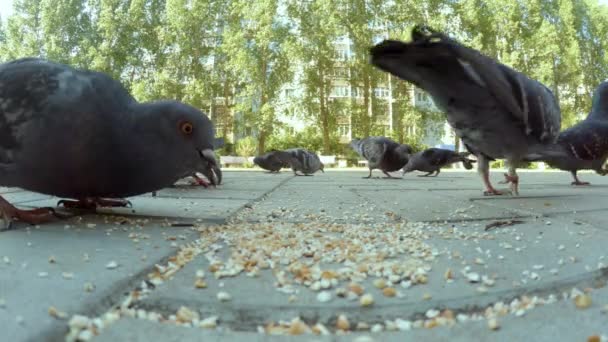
left=0, top=0, right=607, bottom=155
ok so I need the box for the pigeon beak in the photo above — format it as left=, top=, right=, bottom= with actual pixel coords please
left=198, top=149, right=221, bottom=186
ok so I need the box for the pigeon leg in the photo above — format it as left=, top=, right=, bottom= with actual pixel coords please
left=417, top=172, right=434, bottom=177
left=363, top=168, right=372, bottom=179
left=58, top=198, right=132, bottom=210
left=189, top=174, right=211, bottom=188
left=431, top=169, right=441, bottom=177
left=478, top=156, right=504, bottom=196
left=382, top=171, right=400, bottom=179
left=0, top=196, right=57, bottom=230
left=498, top=164, right=519, bottom=195
left=570, top=171, right=590, bottom=186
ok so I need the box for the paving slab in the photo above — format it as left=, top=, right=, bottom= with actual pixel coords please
left=96, top=287, right=608, bottom=342
left=132, top=216, right=608, bottom=329
left=0, top=171, right=286, bottom=342
left=0, top=215, right=198, bottom=342
left=4, top=170, right=608, bottom=342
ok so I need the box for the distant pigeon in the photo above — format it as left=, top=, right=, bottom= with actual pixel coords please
left=350, top=136, right=413, bottom=178
left=0, top=58, right=218, bottom=228
left=403, top=148, right=475, bottom=176
left=284, top=148, right=324, bottom=175
left=370, top=26, right=561, bottom=195
left=253, top=150, right=293, bottom=173
left=535, top=82, right=608, bottom=185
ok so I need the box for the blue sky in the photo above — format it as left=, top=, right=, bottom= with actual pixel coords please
left=0, top=0, right=608, bottom=20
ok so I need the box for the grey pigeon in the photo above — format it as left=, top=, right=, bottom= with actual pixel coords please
left=350, top=136, right=413, bottom=178
left=284, top=148, right=324, bottom=176
left=534, top=82, right=608, bottom=185
left=0, top=58, right=218, bottom=228
left=370, top=26, right=561, bottom=195
left=253, top=150, right=292, bottom=173
left=403, top=148, right=475, bottom=177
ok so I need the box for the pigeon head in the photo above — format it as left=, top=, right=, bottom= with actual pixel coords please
left=592, top=81, right=608, bottom=114
left=369, top=40, right=411, bottom=78
left=349, top=138, right=362, bottom=153
left=401, top=159, right=415, bottom=175
left=398, top=144, right=414, bottom=155
left=138, top=100, right=220, bottom=186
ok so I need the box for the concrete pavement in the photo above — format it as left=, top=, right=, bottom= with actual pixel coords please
left=1, top=169, right=608, bottom=341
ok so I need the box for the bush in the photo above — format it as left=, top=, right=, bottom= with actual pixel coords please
left=235, top=136, right=257, bottom=157
left=401, top=136, right=430, bottom=154
left=215, top=142, right=234, bottom=156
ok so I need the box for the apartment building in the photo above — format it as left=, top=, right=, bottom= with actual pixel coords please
left=212, top=34, right=458, bottom=151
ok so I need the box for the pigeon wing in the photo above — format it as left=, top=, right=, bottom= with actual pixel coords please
left=370, top=26, right=561, bottom=144
left=558, top=120, right=608, bottom=162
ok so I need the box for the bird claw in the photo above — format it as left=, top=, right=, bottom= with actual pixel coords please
left=0, top=204, right=58, bottom=231
left=571, top=181, right=590, bottom=186
left=497, top=173, right=519, bottom=195
left=483, top=189, right=506, bottom=196
left=58, top=198, right=132, bottom=210
left=498, top=173, right=518, bottom=184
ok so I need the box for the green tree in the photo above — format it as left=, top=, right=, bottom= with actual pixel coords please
left=223, top=0, right=292, bottom=154
left=39, top=0, right=95, bottom=66
left=0, top=14, right=5, bottom=61
left=1, top=0, right=44, bottom=60
left=287, top=0, right=343, bottom=153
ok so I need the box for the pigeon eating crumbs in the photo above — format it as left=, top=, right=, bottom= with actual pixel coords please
left=253, top=150, right=293, bottom=173
left=283, top=148, right=324, bottom=176
left=370, top=26, right=561, bottom=195
left=350, top=136, right=413, bottom=178
left=185, top=137, right=224, bottom=187
left=0, top=58, right=218, bottom=228
left=534, top=82, right=608, bottom=185
left=403, top=148, right=475, bottom=177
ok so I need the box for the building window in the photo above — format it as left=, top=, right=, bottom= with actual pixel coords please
left=416, top=91, right=428, bottom=102
left=284, top=88, right=295, bottom=97
left=331, top=67, right=349, bottom=78
left=381, top=124, right=390, bottom=135
left=215, top=124, right=225, bottom=135
left=335, top=44, right=350, bottom=60
left=331, top=86, right=349, bottom=97
left=337, top=124, right=350, bottom=137
left=374, top=87, right=389, bottom=98
left=351, top=87, right=362, bottom=98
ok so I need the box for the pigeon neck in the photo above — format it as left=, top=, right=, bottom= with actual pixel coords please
left=589, top=84, right=608, bottom=121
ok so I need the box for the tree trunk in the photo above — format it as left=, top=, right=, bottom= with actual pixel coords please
left=258, top=130, right=266, bottom=155
left=320, top=72, right=330, bottom=153
left=209, top=92, right=217, bottom=123
left=551, top=54, right=560, bottom=104
left=363, top=74, right=371, bottom=137
left=222, top=82, right=232, bottom=142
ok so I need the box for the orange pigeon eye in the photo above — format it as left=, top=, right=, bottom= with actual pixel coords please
left=179, top=121, right=193, bottom=135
